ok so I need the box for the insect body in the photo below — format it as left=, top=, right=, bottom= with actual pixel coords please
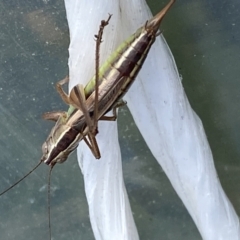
left=42, top=0, right=176, bottom=166
left=0, top=0, right=175, bottom=195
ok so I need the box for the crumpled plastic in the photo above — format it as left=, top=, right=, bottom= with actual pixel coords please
left=64, top=0, right=240, bottom=239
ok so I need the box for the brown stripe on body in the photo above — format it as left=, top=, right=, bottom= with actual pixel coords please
left=95, top=31, right=156, bottom=115
left=45, top=127, right=80, bottom=165
left=84, top=29, right=156, bottom=119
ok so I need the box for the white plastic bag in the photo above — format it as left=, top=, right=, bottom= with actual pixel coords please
left=64, top=0, right=240, bottom=239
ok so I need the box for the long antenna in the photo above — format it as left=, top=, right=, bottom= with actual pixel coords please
left=48, top=166, right=54, bottom=240
left=0, top=161, right=42, bottom=196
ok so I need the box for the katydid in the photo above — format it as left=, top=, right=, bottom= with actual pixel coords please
left=42, top=0, right=176, bottom=166
left=0, top=0, right=175, bottom=193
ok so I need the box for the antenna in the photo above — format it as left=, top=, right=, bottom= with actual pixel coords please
left=0, top=161, right=42, bottom=196
left=48, top=166, right=54, bottom=240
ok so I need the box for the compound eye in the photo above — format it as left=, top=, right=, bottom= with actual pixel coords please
left=41, top=142, right=48, bottom=154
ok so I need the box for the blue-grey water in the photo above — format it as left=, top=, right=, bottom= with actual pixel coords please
left=0, top=0, right=239, bottom=239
